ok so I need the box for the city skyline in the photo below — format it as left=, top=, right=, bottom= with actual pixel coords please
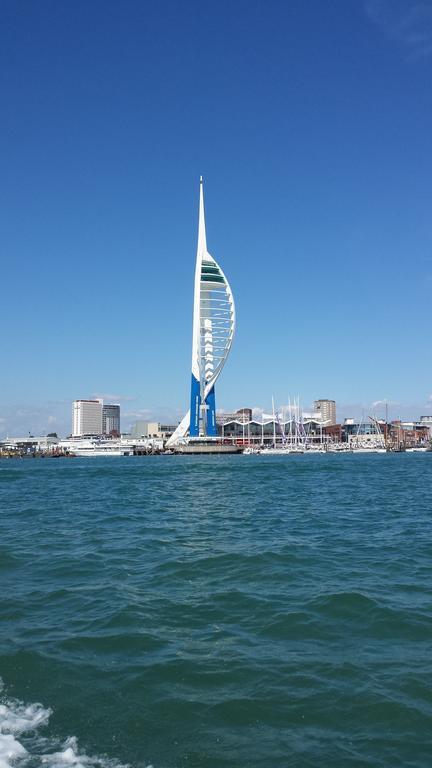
left=2, top=1, right=432, bottom=437
left=2, top=394, right=432, bottom=441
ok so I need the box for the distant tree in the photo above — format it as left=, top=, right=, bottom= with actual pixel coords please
left=47, top=432, right=58, bottom=438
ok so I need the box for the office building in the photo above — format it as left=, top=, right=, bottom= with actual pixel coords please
left=102, top=404, right=120, bottom=436
left=72, top=399, right=103, bottom=437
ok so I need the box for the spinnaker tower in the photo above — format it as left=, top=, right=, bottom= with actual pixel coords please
left=167, top=178, right=235, bottom=446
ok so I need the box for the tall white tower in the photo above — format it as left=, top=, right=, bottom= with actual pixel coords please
left=167, top=178, right=235, bottom=445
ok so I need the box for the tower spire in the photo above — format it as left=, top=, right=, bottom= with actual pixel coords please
left=197, top=175, right=207, bottom=255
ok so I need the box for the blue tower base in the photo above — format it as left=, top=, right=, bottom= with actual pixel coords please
left=189, top=374, right=201, bottom=437
left=205, top=386, right=217, bottom=436
left=189, top=376, right=217, bottom=437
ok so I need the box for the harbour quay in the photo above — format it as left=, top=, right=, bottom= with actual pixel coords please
left=0, top=435, right=167, bottom=458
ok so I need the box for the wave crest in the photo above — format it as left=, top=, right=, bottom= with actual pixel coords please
left=0, top=681, right=137, bottom=768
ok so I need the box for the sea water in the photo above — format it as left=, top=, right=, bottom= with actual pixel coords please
left=1, top=454, right=431, bottom=767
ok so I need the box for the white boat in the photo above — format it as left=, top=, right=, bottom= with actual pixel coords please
left=259, top=447, right=304, bottom=455
left=59, top=438, right=133, bottom=457
left=72, top=442, right=133, bottom=457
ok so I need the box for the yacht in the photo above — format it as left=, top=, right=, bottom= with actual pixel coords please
left=59, top=438, right=133, bottom=457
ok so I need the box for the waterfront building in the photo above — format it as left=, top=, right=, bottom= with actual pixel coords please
left=217, top=408, right=252, bottom=425
left=72, top=399, right=102, bottom=437
left=342, top=419, right=383, bottom=440
left=343, top=419, right=386, bottom=448
left=218, top=417, right=330, bottom=447
left=167, top=178, right=235, bottom=446
left=420, top=416, right=432, bottom=436
left=130, top=420, right=151, bottom=438
left=130, top=421, right=161, bottom=438
left=0, top=435, right=60, bottom=454
left=389, top=421, right=430, bottom=447
left=160, top=424, right=178, bottom=439
left=219, top=418, right=277, bottom=445
left=130, top=420, right=178, bottom=440
left=323, top=423, right=343, bottom=442
left=314, top=399, right=336, bottom=425
left=102, top=404, right=120, bottom=436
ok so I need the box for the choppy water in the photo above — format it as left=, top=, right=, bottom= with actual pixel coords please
left=1, top=454, right=432, bottom=768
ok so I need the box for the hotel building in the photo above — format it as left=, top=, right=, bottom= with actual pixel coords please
left=72, top=400, right=103, bottom=437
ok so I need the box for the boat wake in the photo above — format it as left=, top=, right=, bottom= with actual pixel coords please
left=0, top=680, right=138, bottom=768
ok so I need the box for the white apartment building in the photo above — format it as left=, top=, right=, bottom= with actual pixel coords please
left=314, top=399, right=336, bottom=425
left=72, top=399, right=103, bottom=436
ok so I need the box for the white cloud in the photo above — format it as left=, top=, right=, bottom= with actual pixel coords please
left=0, top=404, right=69, bottom=439
left=91, top=393, right=136, bottom=402
left=122, top=406, right=183, bottom=429
left=123, top=409, right=153, bottom=420
left=371, top=399, right=399, bottom=409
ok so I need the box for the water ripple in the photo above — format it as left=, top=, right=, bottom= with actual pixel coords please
left=1, top=455, right=432, bottom=767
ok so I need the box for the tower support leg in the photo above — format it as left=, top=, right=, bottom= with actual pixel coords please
left=206, top=386, right=217, bottom=436
left=189, top=374, right=201, bottom=437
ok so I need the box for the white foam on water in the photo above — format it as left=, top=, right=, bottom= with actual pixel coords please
left=40, top=736, right=130, bottom=768
left=0, top=733, right=27, bottom=768
left=0, top=692, right=51, bottom=768
left=0, top=680, right=139, bottom=768
left=0, top=700, right=51, bottom=735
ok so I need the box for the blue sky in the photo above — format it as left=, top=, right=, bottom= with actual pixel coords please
left=1, top=0, right=432, bottom=436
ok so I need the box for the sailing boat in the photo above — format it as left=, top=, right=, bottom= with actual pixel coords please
left=259, top=397, right=305, bottom=454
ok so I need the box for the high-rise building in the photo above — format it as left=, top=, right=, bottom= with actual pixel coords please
left=102, top=404, right=120, bottom=436
left=72, top=400, right=103, bottom=436
left=167, top=177, right=235, bottom=446
left=314, top=399, right=336, bottom=426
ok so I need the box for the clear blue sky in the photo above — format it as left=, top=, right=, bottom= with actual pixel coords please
left=1, top=0, right=432, bottom=436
